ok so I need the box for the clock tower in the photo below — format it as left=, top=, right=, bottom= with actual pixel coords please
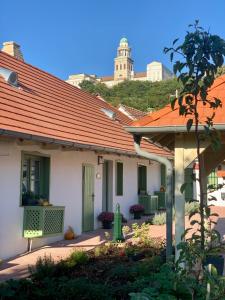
left=114, top=38, right=134, bottom=81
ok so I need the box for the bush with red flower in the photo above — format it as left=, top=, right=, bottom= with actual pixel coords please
left=129, top=204, right=144, bottom=214
left=98, top=212, right=114, bottom=222
left=98, top=212, right=127, bottom=223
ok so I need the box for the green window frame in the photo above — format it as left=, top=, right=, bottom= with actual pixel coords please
left=208, top=169, right=218, bottom=188
left=138, top=164, right=147, bottom=195
left=116, top=161, right=123, bottom=196
left=21, top=153, right=50, bottom=206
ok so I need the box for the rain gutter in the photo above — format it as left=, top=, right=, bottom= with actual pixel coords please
left=126, top=124, right=225, bottom=134
left=133, top=135, right=173, bottom=260
left=0, top=128, right=157, bottom=158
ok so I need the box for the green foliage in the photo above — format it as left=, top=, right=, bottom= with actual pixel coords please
left=65, top=250, right=89, bottom=268
left=29, top=254, right=56, bottom=280
left=151, top=212, right=166, bottom=225
left=185, top=201, right=199, bottom=216
left=216, top=65, right=225, bottom=78
left=79, top=78, right=181, bottom=111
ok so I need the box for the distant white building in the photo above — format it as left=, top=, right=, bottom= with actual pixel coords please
left=66, top=38, right=174, bottom=88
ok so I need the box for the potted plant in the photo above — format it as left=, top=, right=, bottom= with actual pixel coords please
left=98, top=212, right=114, bottom=229
left=129, top=204, right=144, bottom=219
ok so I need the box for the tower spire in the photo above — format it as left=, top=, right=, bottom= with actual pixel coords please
left=114, top=37, right=134, bottom=81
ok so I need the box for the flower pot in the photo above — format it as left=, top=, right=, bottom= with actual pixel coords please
left=102, top=220, right=113, bottom=229
left=204, top=255, right=224, bottom=276
left=133, top=212, right=142, bottom=219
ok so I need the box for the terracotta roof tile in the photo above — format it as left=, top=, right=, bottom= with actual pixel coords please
left=132, top=75, right=225, bottom=129
left=118, top=104, right=147, bottom=120
left=134, top=72, right=146, bottom=78
left=100, top=75, right=114, bottom=82
left=0, top=51, right=172, bottom=157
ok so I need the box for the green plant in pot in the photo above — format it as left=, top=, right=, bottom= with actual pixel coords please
left=130, top=204, right=144, bottom=219
left=97, top=212, right=114, bottom=229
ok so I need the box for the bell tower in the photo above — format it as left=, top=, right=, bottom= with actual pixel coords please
left=114, top=38, right=134, bottom=81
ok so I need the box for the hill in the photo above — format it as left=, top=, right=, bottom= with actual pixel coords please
left=79, top=78, right=181, bottom=111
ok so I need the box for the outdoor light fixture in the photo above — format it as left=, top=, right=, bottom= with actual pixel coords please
left=98, top=155, right=104, bottom=165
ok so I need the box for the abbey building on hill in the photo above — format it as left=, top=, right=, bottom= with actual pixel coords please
left=66, top=38, right=174, bottom=88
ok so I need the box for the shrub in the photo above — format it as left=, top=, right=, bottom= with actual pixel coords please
left=29, top=255, right=56, bottom=279
left=98, top=211, right=114, bottom=222
left=130, top=204, right=145, bottom=214
left=185, top=202, right=199, bottom=216
left=98, top=212, right=127, bottom=222
left=151, top=212, right=166, bottom=225
left=66, top=250, right=89, bottom=268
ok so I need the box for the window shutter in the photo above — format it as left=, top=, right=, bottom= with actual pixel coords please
left=184, top=168, right=193, bottom=202
left=138, top=165, right=147, bottom=194
left=116, top=162, right=123, bottom=196
left=161, top=164, right=166, bottom=187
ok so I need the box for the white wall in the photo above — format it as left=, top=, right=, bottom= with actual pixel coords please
left=0, top=140, right=161, bottom=259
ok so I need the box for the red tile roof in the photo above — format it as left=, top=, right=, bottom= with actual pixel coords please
left=132, top=75, right=225, bottom=128
left=100, top=75, right=114, bottom=82
left=0, top=51, right=172, bottom=157
left=134, top=72, right=146, bottom=78
left=118, top=104, right=147, bottom=120
left=217, top=170, right=225, bottom=178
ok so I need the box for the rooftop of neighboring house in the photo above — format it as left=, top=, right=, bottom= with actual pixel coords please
left=126, top=74, right=225, bottom=150
left=131, top=75, right=225, bottom=128
left=118, top=104, right=148, bottom=120
left=0, top=45, right=172, bottom=158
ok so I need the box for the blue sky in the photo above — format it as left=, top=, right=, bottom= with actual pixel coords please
left=1, top=0, right=225, bottom=80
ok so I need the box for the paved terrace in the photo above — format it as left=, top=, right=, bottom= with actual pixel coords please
left=0, top=207, right=225, bottom=281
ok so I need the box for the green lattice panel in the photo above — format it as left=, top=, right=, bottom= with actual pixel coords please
left=23, top=206, right=65, bottom=238
left=43, top=209, right=64, bottom=235
left=23, top=207, right=43, bottom=238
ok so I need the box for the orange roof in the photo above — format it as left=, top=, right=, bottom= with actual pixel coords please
left=134, top=72, right=146, bottom=78
left=0, top=51, right=172, bottom=158
left=118, top=104, right=147, bottom=120
left=100, top=75, right=114, bottom=82
left=217, top=170, right=225, bottom=178
left=131, top=75, right=225, bottom=129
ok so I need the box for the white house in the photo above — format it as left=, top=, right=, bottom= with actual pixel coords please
left=0, top=46, right=172, bottom=259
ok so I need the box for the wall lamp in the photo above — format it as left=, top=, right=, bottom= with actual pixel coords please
left=98, top=155, right=104, bottom=165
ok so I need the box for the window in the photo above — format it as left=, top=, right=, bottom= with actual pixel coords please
left=120, top=64, right=122, bottom=70
left=124, top=64, right=126, bottom=69
left=116, top=65, right=118, bottom=71
left=208, top=169, right=218, bottom=188
left=138, top=165, right=147, bottom=195
left=21, top=154, right=50, bottom=206
left=116, top=162, right=123, bottom=196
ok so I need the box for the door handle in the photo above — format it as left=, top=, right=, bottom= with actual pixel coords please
left=92, top=193, right=95, bottom=201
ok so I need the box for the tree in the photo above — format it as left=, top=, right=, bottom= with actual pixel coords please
left=165, top=21, right=225, bottom=253
left=79, top=78, right=181, bottom=111
left=216, top=65, right=225, bottom=78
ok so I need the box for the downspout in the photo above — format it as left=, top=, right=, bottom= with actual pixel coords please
left=134, top=135, right=173, bottom=259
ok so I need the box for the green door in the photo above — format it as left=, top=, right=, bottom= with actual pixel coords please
left=82, top=164, right=95, bottom=232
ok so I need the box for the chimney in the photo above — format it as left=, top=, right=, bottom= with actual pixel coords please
left=2, top=41, right=24, bottom=61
